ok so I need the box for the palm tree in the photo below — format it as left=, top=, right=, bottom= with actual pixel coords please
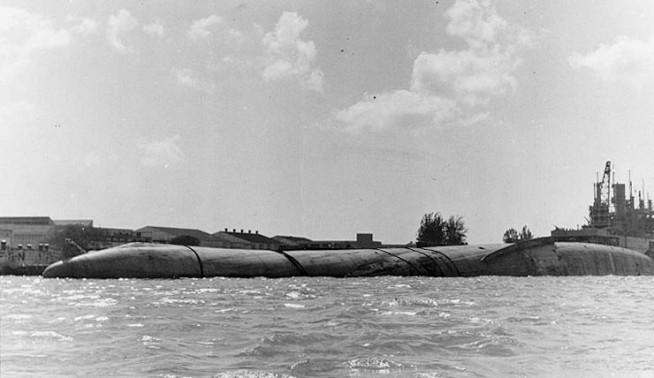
left=503, top=226, right=533, bottom=243
left=503, top=228, right=519, bottom=243
left=519, top=226, right=533, bottom=241
left=444, top=215, right=467, bottom=245
left=417, top=212, right=467, bottom=246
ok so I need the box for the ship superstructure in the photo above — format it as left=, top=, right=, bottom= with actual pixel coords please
left=552, top=161, right=654, bottom=253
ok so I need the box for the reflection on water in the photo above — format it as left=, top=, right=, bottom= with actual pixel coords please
left=2, top=275, right=654, bottom=377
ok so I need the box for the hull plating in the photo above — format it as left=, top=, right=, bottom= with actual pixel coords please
left=42, top=237, right=654, bottom=279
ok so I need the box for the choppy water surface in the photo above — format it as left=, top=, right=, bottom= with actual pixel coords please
left=2, top=275, right=654, bottom=377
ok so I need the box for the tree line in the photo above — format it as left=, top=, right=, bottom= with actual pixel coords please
left=502, top=226, right=533, bottom=243
left=416, top=212, right=467, bottom=247
left=415, top=212, right=534, bottom=246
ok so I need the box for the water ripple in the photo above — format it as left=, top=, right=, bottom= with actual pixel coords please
left=3, top=276, right=654, bottom=377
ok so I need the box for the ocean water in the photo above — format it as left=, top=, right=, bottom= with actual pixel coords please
left=1, top=275, right=653, bottom=378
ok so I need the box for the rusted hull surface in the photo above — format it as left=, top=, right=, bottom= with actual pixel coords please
left=42, top=239, right=654, bottom=279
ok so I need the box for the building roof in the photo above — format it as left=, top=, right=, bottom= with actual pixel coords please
left=306, top=239, right=357, bottom=246
left=273, top=235, right=313, bottom=246
left=0, top=216, right=54, bottom=225
left=53, top=219, right=94, bottom=227
left=100, top=227, right=135, bottom=234
left=137, top=226, right=214, bottom=241
left=215, top=230, right=279, bottom=245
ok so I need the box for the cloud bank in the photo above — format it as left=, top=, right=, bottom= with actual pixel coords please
left=0, top=6, right=71, bottom=83
left=188, top=15, right=222, bottom=41
left=336, top=0, right=528, bottom=133
left=569, top=35, right=654, bottom=86
left=107, top=9, right=138, bottom=53
left=172, top=67, right=215, bottom=94
left=262, top=12, right=324, bottom=92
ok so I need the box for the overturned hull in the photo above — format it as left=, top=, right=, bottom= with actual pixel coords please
left=42, top=237, right=654, bottom=279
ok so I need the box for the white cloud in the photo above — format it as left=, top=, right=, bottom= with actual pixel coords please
left=411, top=47, right=518, bottom=105
left=262, top=12, right=324, bottom=92
left=143, top=19, right=164, bottom=37
left=139, top=135, right=185, bottom=168
left=0, top=7, right=71, bottom=53
left=335, top=90, right=456, bottom=134
left=70, top=17, right=98, bottom=35
left=107, top=9, right=138, bottom=53
left=446, top=0, right=507, bottom=46
left=569, top=35, right=654, bottom=85
left=336, top=0, right=527, bottom=133
left=172, top=68, right=215, bottom=94
left=417, top=0, right=525, bottom=105
left=188, top=15, right=221, bottom=41
left=0, top=6, right=71, bottom=83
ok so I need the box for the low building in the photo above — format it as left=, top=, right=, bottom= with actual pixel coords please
left=0, top=217, right=62, bottom=272
left=274, top=233, right=383, bottom=250
left=213, top=229, right=281, bottom=250
left=53, top=219, right=94, bottom=228
left=352, top=233, right=383, bottom=248
left=86, top=227, right=144, bottom=250
left=135, top=226, right=216, bottom=247
left=0, top=216, right=56, bottom=249
left=273, top=235, right=313, bottom=249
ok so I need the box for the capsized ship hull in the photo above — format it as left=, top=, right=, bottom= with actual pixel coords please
left=42, top=237, right=654, bottom=278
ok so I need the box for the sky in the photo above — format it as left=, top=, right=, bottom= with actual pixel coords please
left=2, top=0, right=653, bottom=244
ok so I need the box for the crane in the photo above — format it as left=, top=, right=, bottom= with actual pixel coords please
left=590, top=161, right=611, bottom=228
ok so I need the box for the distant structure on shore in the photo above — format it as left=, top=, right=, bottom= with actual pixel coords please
left=552, top=161, right=654, bottom=253
left=0, top=217, right=89, bottom=248
left=0, top=216, right=386, bottom=274
left=0, top=217, right=94, bottom=273
left=133, top=226, right=384, bottom=250
left=8, top=160, right=652, bottom=275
